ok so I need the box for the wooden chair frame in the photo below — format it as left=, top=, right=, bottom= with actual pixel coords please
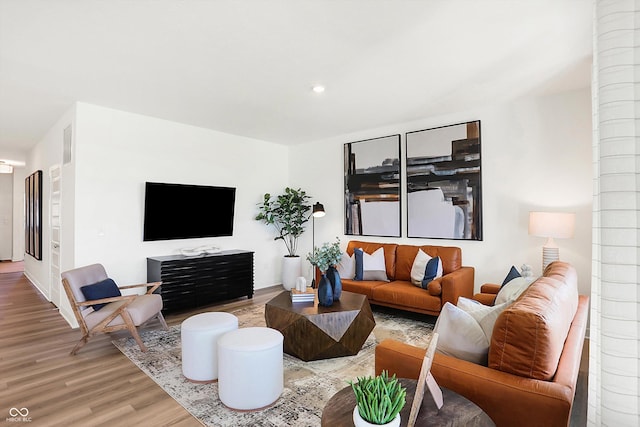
left=62, top=278, right=168, bottom=355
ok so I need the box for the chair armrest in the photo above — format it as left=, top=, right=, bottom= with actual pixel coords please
left=118, top=281, right=161, bottom=294
left=472, top=283, right=501, bottom=306
left=76, top=294, right=136, bottom=307
left=480, top=283, right=500, bottom=294
left=440, top=266, right=474, bottom=307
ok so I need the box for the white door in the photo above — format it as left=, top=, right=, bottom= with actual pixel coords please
left=0, top=173, right=12, bottom=260
left=49, top=165, right=61, bottom=307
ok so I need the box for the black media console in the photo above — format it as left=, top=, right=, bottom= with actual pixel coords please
left=147, top=250, right=254, bottom=314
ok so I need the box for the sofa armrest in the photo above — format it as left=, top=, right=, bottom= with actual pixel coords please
left=376, top=295, right=590, bottom=427
left=440, top=266, right=474, bottom=307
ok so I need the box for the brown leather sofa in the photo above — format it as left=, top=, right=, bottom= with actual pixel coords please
left=374, top=262, right=588, bottom=427
left=339, top=240, right=474, bottom=316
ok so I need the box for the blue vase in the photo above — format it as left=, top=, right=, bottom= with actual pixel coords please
left=327, top=266, right=342, bottom=301
left=317, top=273, right=334, bottom=306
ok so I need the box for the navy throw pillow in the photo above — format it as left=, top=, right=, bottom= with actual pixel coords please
left=354, top=248, right=364, bottom=281
left=80, top=278, right=121, bottom=311
left=501, top=266, right=521, bottom=288
left=421, top=256, right=441, bottom=289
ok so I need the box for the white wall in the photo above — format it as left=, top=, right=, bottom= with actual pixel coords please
left=23, top=104, right=74, bottom=303
left=0, top=173, right=13, bottom=260
left=11, top=166, right=27, bottom=261
left=72, top=103, right=289, bottom=291
left=291, top=87, right=592, bottom=296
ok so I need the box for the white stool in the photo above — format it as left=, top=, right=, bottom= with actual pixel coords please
left=181, top=312, right=238, bottom=382
left=218, top=327, right=284, bottom=410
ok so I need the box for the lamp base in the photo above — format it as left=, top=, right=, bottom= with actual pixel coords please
left=542, top=246, right=559, bottom=272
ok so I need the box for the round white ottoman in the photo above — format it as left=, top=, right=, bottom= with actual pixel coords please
left=181, top=312, right=238, bottom=382
left=218, top=327, right=284, bottom=410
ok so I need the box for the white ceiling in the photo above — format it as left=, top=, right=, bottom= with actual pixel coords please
left=0, top=0, right=592, bottom=159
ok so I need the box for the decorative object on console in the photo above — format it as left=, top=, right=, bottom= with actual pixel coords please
left=528, top=211, right=575, bottom=272
left=349, top=370, right=406, bottom=427
left=307, top=238, right=343, bottom=306
left=255, top=187, right=312, bottom=290
left=311, top=202, right=325, bottom=287
left=406, top=120, right=482, bottom=241
left=344, top=134, right=401, bottom=237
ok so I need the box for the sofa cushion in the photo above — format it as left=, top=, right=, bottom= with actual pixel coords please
left=489, top=262, right=579, bottom=381
left=395, top=245, right=461, bottom=281
left=371, top=281, right=441, bottom=313
left=346, top=241, right=397, bottom=280
left=341, top=279, right=387, bottom=299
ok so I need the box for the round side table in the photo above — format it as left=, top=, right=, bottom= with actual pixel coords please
left=321, top=378, right=495, bottom=427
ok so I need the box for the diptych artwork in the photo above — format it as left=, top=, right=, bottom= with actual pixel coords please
left=405, top=121, right=482, bottom=240
left=344, top=135, right=401, bottom=237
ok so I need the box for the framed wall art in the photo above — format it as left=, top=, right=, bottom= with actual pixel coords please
left=344, top=134, right=401, bottom=237
left=25, top=170, right=43, bottom=260
left=405, top=121, right=482, bottom=240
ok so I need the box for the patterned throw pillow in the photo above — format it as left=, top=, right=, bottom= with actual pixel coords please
left=354, top=247, right=388, bottom=281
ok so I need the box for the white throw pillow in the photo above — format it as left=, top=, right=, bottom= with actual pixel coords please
left=495, top=276, right=531, bottom=305
left=433, top=302, right=489, bottom=365
left=336, top=252, right=355, bottom=279
left=410, top=249, right=430, bottom=286
left=361, top=247, right=388, bottom=281
left=457, top=296, right=509, bottom=342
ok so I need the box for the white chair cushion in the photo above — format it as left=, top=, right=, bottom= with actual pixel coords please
left=84, top=294, right=162, bottom=330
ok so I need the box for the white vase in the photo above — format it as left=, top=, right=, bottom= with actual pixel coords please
left=281, top=256, right=302, bottom=291
left=352, top=406, right=401, bottom=427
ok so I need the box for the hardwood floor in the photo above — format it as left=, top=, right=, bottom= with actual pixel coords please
left=0, top=270, right=280, bottom=426
left=0, top=268, right=587, bottom=426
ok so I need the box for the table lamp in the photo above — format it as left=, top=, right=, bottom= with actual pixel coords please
left=528, top=211, right=575, bottom=272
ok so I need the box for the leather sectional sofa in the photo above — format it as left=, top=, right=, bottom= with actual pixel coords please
left=338, top=240, right=475, bottom=316
left=374, top=261, right=588, bottom=427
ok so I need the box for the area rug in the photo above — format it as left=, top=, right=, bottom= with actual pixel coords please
left=113, top=305, right=434, bottom=427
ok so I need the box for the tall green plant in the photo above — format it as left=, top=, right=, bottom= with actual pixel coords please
left=349, top=370, right=406, bottom=425
left=255, top=187, right=312, bottom=257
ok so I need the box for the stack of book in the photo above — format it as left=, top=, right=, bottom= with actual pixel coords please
left=291, top=287, right=315, bottom=303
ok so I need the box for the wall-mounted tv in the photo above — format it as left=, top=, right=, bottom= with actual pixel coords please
left=143, top=182, right=236, bottom=241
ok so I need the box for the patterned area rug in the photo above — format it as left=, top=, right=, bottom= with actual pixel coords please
left=113, top=304, right=434, bottom=427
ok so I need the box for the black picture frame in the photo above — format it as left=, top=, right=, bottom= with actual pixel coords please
left=405, top=121, right=482, bottom=240
left=25, top=170, right=43, bottom=260
left=344, top=134, right=401, bottom=237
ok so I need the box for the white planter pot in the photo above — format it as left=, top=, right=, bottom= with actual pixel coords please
left=281, top=256, right=302, bottom=291
left=353, top=406, right=400, bottom=427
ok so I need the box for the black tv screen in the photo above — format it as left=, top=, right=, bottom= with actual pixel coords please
left=143, top=182, right=236, bottom=241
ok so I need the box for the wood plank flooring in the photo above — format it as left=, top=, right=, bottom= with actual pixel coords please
left=0, top=267, right=587, bottom=426
left=0, top=270, right=280, bottom=426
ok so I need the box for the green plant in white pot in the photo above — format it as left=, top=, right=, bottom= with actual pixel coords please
left=349, top=370, right=406, bottom=427
left=255, top=187, right=312, bottom=290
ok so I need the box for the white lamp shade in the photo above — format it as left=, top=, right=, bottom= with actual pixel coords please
left=528, top=212, right=575, bottom=239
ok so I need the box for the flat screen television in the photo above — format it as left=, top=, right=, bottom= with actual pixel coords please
left=143, top=182, right=236, bottom=241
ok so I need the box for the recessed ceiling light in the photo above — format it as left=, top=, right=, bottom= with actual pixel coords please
left=312, top=85, right=325, bottom=94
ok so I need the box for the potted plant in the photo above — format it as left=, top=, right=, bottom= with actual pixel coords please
left=349, top=370, right=406, bottom=427
left=306, top=238, right=343, bottom=306
left=256, top=187, right=312, bottom=290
